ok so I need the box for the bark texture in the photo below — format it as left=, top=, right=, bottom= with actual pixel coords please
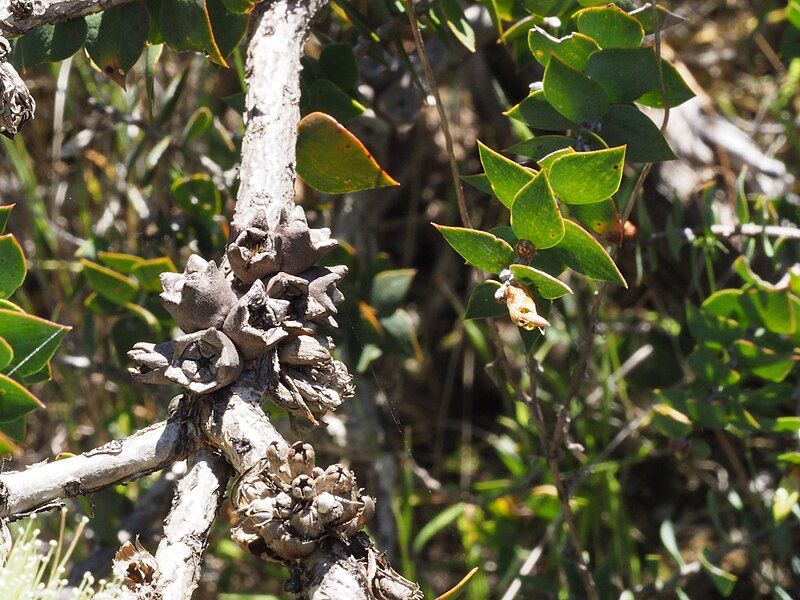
left=0, top=0, right=135, bottom=35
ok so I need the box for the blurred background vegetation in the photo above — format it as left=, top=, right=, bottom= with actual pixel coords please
left=1, top=0, right=800, bottom=598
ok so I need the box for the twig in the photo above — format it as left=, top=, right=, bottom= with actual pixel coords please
left=403, top=0, right=473, bottom=229
left=0, top=0, right=135, bottom=34
left=644, top=222, right=800, bottom=244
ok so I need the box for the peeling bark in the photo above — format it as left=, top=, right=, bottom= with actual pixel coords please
left=0, top=0, right=135, bottom=35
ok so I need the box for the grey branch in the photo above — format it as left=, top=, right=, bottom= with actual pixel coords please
left=0, top=418, right=194, bottom=519
left=0, top=0, right=134, bottom=35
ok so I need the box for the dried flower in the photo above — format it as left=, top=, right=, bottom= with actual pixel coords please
left=113, top=538, right=158, bottom=589
left=0, top=37, right=35, bottom=139
left=503, top=285, right=550, bottom=330
left=160, top=255, right=238, bottom=333
left=128, top=328, right=242, bottom=394
left=222, top=279, right=291, bottom=359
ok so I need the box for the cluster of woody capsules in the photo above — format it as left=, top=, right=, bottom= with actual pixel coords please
left=127, top=205, right=374, bottom=563
left=0, top=36, right=35, bottom=139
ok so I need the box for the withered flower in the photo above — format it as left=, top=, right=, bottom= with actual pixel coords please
left=222, top=279, right=291, bottom=359
left=128, top=328, right=242, bottom=394
left=503, top=284, right=550, bottom=330
left=113, top=538, right=158, bottom=590
left=0, top=37, right=35, bottom=139
left=160, top=255, right=237, bottom=333
left=227, top=205, right=337, bottom=283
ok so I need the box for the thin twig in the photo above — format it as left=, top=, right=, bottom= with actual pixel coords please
left=404, top=0, right=473, bottom=229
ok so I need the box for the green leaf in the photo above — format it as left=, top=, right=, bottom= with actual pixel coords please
left=97, top=251, right=145, bottom=275
left=637, top=59, right=695, bottom=108
left=465, top=281, right=507, bottom=319
left=85, top=292, right=126, bottom=317
left=461, top=173, right=493, bottom=195
left=777, top=452, right=800, bottom=465
left=478, top=141, right=535, bottom=208
left=440, top=0, right=476, bottom=52
left=159, top=0, right=227, bottom=67
left=549, top=146, right=625, bottom=204
left=659, top=520, right=686, bottom=569
left=296, top=112, right=397, bottom=193
left=412, top=502, right=465, bottom=553
left=543, top=55, right=609, bottom=123
left=686, top=304, right=745, bottom=346
left=370, top=269, right=416, bottom=314
left=507, top=136, right=576, bottom=161
left=0, top=204, right=13, bottom=234
left=380, top=309, right=422, bottom=361
left=303, top=79, right=365, bottom=124
left=554, top=220, right=626, bottom=286
left=219, top=0, right=253, bottom=13
left=207, top=0, right=248, bottom=58
left=575, top=5, right=644, bottom=48
left=85, top=3, right=151, bottom=87
left=434, top=225, right=515, bottom=274
left=599, top=104, right=676, bottom=162
left=528, top=27, right=600, bottom=70
left=651, top=403, right=692, bottom=437
left=81, top=259, right=139, bottom=305
left=510, top=264, right=572, bottom=299
left=170, top=174, right=222, bottom=219
left=0, top=235, right=26, bottom=299
left=510, top=171, right=565, bottom=249
left=11, top=19, right=88, bottom=69
left=318, top=43, right=360, bottom=89
left=23, top=363, right=52, bottom=385
left=181, top=107, right=213, bottom=144
left=537, top=147, right=575, bottom=170
left=732, top=340, right=795, bottom=383
left=569, top=199, right=622, bottom=245
left=0, top=338, right=12, bottom=371
left=0, top=374, right=43, bottom=423
left=741, top=289, right=795, bottom=334
left=699, top=549, right=737, bottom=597
left=0, top=309, right=69, bottom=377
left=505, top=91, right=576, bottom=131
left=629, top=4, right=686, bottom=35
left=132, top=257, right=177, bottom=292
left=584, top=47, right=660, bottom=103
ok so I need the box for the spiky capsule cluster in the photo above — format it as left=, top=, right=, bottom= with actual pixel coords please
left=128, top=205, right=352, bottom=426
left=232, top=441, right=374, bottom=561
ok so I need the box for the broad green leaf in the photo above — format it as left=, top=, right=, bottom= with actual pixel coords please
left=81, top=259, right=138, bottom=305
left=380, top=309, right=422, bottom=361
left=0, top=235, right=25, bottom=299
left=575, top=5, right=644, bottom=48
left=23, top=363, right=51, bottom=385
left=651, top=403, right=692, bottom=437
left=537, top=147, right=575, bottom=170
left=510, top=264, right=572, bottom=299
left=440, top=0, right=476, bottom=52
left=0, top=309, right=69, bottom=377
left=132, top=257, right=177, bottom=292
left=434, top=225, right=515, bottom=274
left=688, top=345, right=741, bottom=387
left=97, top=251, right=144, bottom=275
left=181, top=107, right=213, bottom=144
left=489, top=225, right=518, bottom=247
left=0, top=300, right=22, bottom=312
left=741, top=289, right=795, bottom=334
left=702, top=289, right=747, bottom=322
left=302, top=79, right=365, bottom=124
left=773, top=417, right=800, bottom=433
left=599, top=104, right=675, bottom=162
left=85, top=3, right=151, bottom=87
left=555, top=220, right=626, bottom=286
left=0, top=204, right=13, bottom=234
left=569, top=200, right=622, bottom=245
left=296, top=112, right=398, bottom=193
left=318, top=43, right=360, bottom=89
left=637, top=60, right=695, bottom=108
left=543, top=56, right=609, bottom=123
left=478, top=141, right=535, bottom=208
left=0, top=338, right=12, bottom=370
left=505, top=91, right=576, bottom=131
left=370, top=269, right=416, bottom=314
left=159, top=0, right=227, bottom=67
left=510, top=171, right=565, bottom=249
left=699, top=549, right=737, bottom=597
left=777, top=452, right=800, bottom=465
left=584, top=47, right=660, bottom=103
left=461, top=173, right=493, bottom=195
left=171, top=174, right=222, bottom=219
left=11, top=19, right=88, bottom=69
left=549, top=146, right=625, bottom=204
left=507, top=136, right=576, bottom=161
left=686, top=304, right=745, bottom=346
left=207, top=0, right=248, bottom=58
left=732, top=340, right=794, bottom=383
left=0, top=374, right=43, bottom=423
left=465, top=281, right=507, bottom=319
left=528, top=27, right=600, bottom=70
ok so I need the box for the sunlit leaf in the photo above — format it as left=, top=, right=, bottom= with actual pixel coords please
left=433, top=225, right=515, bottom=274
left=81, top=259, right=139, bottom=305
left=0, top=309, right=69, bottom=377
left=478, top=141, right=535, bottom=208
left=85, top=3, right=151, bottom=87
left=549, top=146, right=625, bottom=204
left=543, top=55, right=609, bottom=123
left=509, top=264, right=572, bottom=299
left=575, top=5, right=644, bottom=48
left=510, top=171, right=565, bottom=249
left=0, top=234, right=25, bottom=299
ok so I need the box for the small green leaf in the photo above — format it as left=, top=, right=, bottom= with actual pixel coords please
left=125, top=303, right=161, bottom=330
left=0, top=309, right=69, bottom=377
left=81, top=259, right=139, bottom=305
left=699, top=549, right=737, bottom=597
left=637, top=59, right=695, bottom=108
left=171, top=174, right=222, bottom=219
left=0, top=338, right=12, bottom=371
left=575, top=5, right=644, bottom=48
left=380, top=309, right=422, bottom=361
left=0, top=235, right=26, bottom=299
left=528, top=27, right=600, bottom=70
left=11, top=19, right=88, bottom=69
left=569, top=199, right=622, bottom=245
left=507, top=136, right=576, bottom=161
left=85, top=3, right=151, bottom=87
left=303, top=79, right=365, bottom=124
left=370, top=269, right=416, bottom=315
left=465, top=281, right=506, bottom=319
left=434, top=225, right=515, bottom=274
left=207, top=0, right=248, bottom=58
left=543, top=55, right=609, bottom=123
left=777, top=452, right=800, bottom=465
left=461, top=173, right=493, bottom=195
left=554, top=220, right=626, bottom=286
left=318, top=43, right=360, bottom=89
left=85, top=292, right=126, bottom=316
left=181, top=107, right=213, bottom=144
left=0, top=204, right=13, bottom=234
left=741, top=289, right=795, bottom=334
left=599, top=104, right=676, bottom=162
left=296, top=112, right=398, bottom=193
left=159, top=0, right=227, bottom=67
left=478, top=141, right=535, bottom=208
left=732, top=340, right=794, bottom=383
left=440, top=0, right=476, bottom=52
left=132, top=257, right=177, bottom=292
left=505, top=91, right=576, bottom=131
left=510, top=171, right=565, bottom=249
left=0, top=374, right=43, bottom=423
left=97, top=251, right=145, bottom=275
left=549, top=146, right=625, bottom=204
left=510, top=264, right=572, bottom=299
left=585, top=47, right=660, bottom=103
left=537, top=147, right=575, bottom=170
